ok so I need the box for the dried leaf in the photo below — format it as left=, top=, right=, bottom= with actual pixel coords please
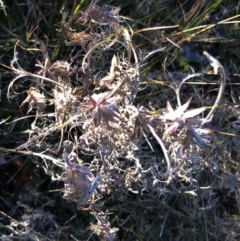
left=92, top=106, right=101, bottom=126
left=20, top=87, right=46, bottom=113
left=74, top=0, right=122, bottom=26
left=82, top=92, right=121, bottom=126
left=50, top=60, right=73, bottom=77
left=159, top=97, right=206, bottom=140
left=163, top=121, right=182, bottom=139
left=99, top=74, right=115, bottom=85
left=88, top=175, right=100, bottom=195
left=184, top=123, right=205, bottom=147
left=100, top=102, right=121, bottom=122
left=166, top=101, right=174, bottom=114
left=110, top=55, right=117, bottom=75
left=183, top=106, right=206, bottom=119
left=54, top=84, right=74, bottom=121
left=175, top=97, right=192, bottom=118
left=160, top=98, right=193, bottom=121
left=92, top=92, right=110, bottom=104
left=99, top=55, right=119, bottom=86
left=72, top=165, right=92, bottom=175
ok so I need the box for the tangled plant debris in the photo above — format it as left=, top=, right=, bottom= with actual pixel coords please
left=2, top=0, right=240, bottom=240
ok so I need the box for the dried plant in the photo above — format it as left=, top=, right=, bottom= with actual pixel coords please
left=62, top=141, right=101, bottom=207
left=131, top=105, right=151, bottom=139
left=73, top=0, right=122, bottom=27
left=153, top=97, right=206, bottom=146
left=88, top=210, right=119, bottom=241
left=65, top=30, right=93, bottom=52
left=19, top=87, right=47, bottom=113
left=223, top=172, right=240, bottom=193
left=2, top=1, right=238, bottom=240
left=82, top=92, right=121, bottom=127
